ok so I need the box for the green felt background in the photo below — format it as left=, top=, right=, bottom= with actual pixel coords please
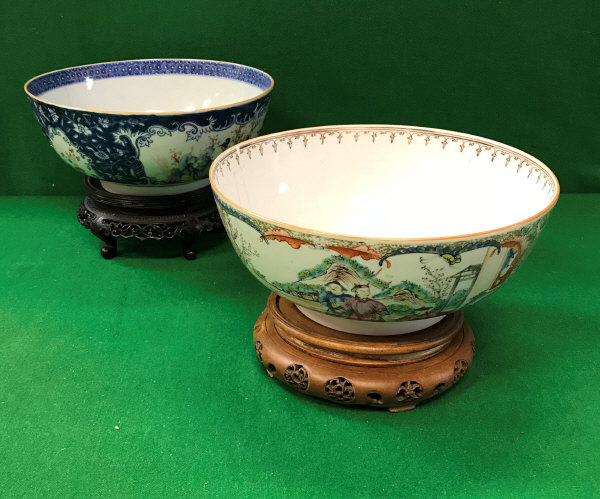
left=1, top=0, right=599, bottom=194
left=0, top=195, right=599, bottom=497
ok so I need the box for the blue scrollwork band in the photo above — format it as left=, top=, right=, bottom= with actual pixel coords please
left=26, top=59, right=272, bottom=185
left=26, top=59, right=272, bottom=97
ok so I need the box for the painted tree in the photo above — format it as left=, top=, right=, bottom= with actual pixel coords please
left=419, top=257, right=451, bottom=308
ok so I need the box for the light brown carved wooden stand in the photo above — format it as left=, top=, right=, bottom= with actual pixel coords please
left=253, top=294, right=475, bottom=411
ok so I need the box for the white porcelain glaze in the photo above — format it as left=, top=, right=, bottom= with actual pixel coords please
left=298, top=307, right=445, bottom=335
left=215, top=128, right=554, bottom=239
left=211, top=125, right=559, bottom=335
left=41, top=74, right=264, bottom=113
left=100, top=178, right=210, bottom=195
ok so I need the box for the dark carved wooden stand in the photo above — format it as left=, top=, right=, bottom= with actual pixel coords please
left=254, top=294, right=475, bottom=411
left=77, top=177, right=222, bottom=260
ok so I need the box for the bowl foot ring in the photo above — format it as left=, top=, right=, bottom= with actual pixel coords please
left=253, top=294, right=475, bottom=411
left=77, top=177, right=223, bottom=259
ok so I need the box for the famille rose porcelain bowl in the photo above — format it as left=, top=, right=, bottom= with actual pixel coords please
left=25, top=59, right=273, bottom=195
left=210, top=125, right=559, bottom=335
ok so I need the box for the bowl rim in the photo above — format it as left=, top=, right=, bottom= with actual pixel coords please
left=24, top=58, right=274, bottom=116
left=209, top=124, right=560, bottom=242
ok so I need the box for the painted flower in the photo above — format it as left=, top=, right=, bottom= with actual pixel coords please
left=137, top=135, right=153, bottom=148
left=112, top=132, right=126, bottom=146
left=36, top=107, right=47, bottom=122
left=126, top=118, right=145, bottom=127
left=94, top=150, right=109, bottom=160
left=97, top=117, right=110, bottom=128
left=73, top=123, right=92, bottom=136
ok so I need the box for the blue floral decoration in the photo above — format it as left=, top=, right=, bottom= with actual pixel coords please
left=26, top=59, right=273, bottom=185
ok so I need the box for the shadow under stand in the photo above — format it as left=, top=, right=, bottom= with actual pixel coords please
left=254, top=294, right=475, bottom=411
left=77, top=177, right=222, bottom=259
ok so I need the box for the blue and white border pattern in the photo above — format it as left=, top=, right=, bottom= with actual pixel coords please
left=26, top=60, right=272, bottom=184
left=27, top=59, right=273, bottom=96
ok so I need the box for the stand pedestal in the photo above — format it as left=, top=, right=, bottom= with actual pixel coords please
left=77, top=177, right=222, bottom=259
left=253, top=294, right=475, bottom=411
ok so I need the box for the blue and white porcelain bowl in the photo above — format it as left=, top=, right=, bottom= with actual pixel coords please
left=25, top=59, right=273, bottom=194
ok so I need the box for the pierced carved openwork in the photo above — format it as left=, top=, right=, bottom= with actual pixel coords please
left=367, top=392, right=384, bottom=405
left=77, top=177, right=224, bottom=260
left=433, top=383, right=447, bottom=396
left=396, top=381, right=424, bottom=402
left=284, top=364, right=309, bottom=391
left=77, top=204, right=97, bottom=228
left=254, top=341, right=263, bottom=361
left=253, top=294, right=476, bottom=410
left=266, top=363, right=277, bottom=377
left=325, top=377, right=355, bottom=402
left=453, top=360, right=470, bottom=383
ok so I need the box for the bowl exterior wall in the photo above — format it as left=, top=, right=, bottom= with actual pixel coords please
left=28, top=95, right=270, bottom=185
left=216, top=196, right=551, bottom=323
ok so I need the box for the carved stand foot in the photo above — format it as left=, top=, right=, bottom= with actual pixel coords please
left=253, top=294, right=475, bottom=411
left=100, top=238, right=118, bottom=260
left=77, top=177, right=223, bottom=259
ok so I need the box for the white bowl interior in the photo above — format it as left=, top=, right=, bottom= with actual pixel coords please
left=39, top=74, right=264, bottom=112
left=212, top=127, right=557, bottom=239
